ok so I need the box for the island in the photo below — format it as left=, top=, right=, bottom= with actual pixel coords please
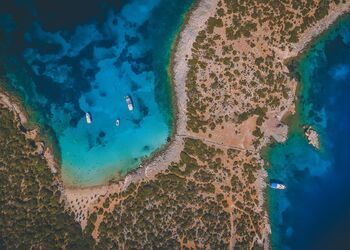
left=303, top=125, right=321, bottom=149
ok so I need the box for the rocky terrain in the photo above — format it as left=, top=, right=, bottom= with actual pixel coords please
left=1, top=0, right=350, bottom=249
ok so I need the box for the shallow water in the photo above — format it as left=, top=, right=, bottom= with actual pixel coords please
left=268, top=15, right=350, bottom=250
left=0, top=0, right=193, bottom=186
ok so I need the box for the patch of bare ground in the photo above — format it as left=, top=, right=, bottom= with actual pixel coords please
left=62, top=0, right=220, bottom=234
left=67, top=0, right=350, bottom=248
left=2, top=0, right=350, bottom=248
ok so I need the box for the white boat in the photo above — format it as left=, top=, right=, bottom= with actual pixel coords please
left=270, top=182, right=286, bottom=190
left=115, top=119, right=120, bottom=126
left=85, top=112, right=92, bottom=124
left=126, top=96, right=134, bottom=111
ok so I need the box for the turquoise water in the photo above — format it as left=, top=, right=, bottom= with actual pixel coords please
left=268, top=15, right=350, bottom=249
left=0, top=0, right=193, bottom=186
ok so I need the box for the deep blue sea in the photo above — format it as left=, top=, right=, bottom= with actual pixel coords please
left=0, top=0, right=193, bottom=186
left=268, top=15, right=350, bottom=250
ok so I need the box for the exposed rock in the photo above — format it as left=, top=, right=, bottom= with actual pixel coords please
left=303, top=125, right=320, bottom=149
left=44, top=148, right=58, bottom=174
left=34, top=141, right=45, bottom=155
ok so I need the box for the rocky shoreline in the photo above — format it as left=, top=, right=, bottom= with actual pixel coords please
left=0, top=0, right=220, bottom=228
left=1, top=0, right=350, bottom=247
left=64, top=2, right=350, bottom=242
left=62, top=0, right=220, bottom=227
left=0, top=91, right=28, bottom=124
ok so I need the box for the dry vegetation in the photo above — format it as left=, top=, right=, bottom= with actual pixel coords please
left=0, top=106, right=93, bottom=249
left=186, top=0, right=344, bottom=141
left=84, top=0, right=348, bottom=248
left=87, top=138, right=266, bottom=249
left=1, top=0, right=349, bottom=249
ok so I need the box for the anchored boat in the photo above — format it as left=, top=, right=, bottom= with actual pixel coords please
left=270, top=182, right=286, bottom=190
left=115, top=119, right=120, bottom=127
left=126, top=95, right=134, bottom=111
left=85, top=112, right=92, bottom=124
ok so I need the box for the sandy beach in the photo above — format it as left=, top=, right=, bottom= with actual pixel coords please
left=0, top=0, right=220, bottom=229
left=61, top=0, right=220, bottom=227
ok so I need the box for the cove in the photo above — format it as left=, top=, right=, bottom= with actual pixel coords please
left=0, top=0, right=193, bottom=186
left=267, top=15, right=350, bottom=249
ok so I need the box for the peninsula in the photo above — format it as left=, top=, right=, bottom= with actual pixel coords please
left=1, top=0, right=350, bottom=249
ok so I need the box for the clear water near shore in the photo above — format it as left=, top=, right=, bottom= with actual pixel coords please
left=0, top=0, right=193, bottom=186
left=268, top=14, right=350, bottom=249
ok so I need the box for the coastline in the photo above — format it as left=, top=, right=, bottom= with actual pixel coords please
left=281, top=3, right=350, bottom=60
left=0, top=88, right=28, bottom=125
left=0, top=0, right=219, bottom=229
left=1, top=0, right=349, bottom=247
left=266, top=3, right=350, bottom=248
left=124, top=0, right=220, bottom=185
left=61, top=0, right=220, bottom=227
left=0, top=89, right=59, bottom=172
